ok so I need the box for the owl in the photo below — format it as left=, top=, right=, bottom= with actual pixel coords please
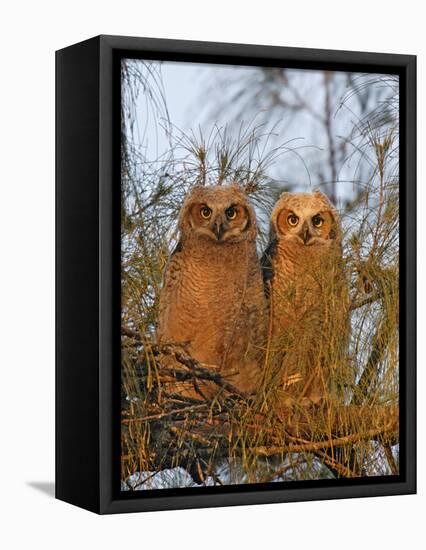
left=157, top=184, right=268, bottom=400
left=262, top=190, right=350, bottom=406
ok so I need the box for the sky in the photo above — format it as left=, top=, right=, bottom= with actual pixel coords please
left=123, top=58, right=398, bottom=210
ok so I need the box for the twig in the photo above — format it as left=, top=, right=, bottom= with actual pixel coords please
left=383, top=443, right=399, bottom=475
left=169, top=426, right=212, bottom=447
left=121, top=326, right=142, bottom=340
left=323, top=71, right=338, bottom=203
left=315, top=449, right=356, bottom=478
left=262, top=457, right=305, bottom=482
left=162, top=346, right=247, bottom=397
left=255, top=424, right=397, bottom=456
left=350, top=291, right=382, bottom=311
left=352, top=319, right=389, bottom=405
left=122, top=403, right=207, bottom=423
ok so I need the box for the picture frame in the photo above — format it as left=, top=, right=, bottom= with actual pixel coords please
left=56, top=34, right=416, bottom=514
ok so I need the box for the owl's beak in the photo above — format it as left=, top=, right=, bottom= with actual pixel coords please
left=213, top=217, right=226, bottom=241
left=299, top=222, right=312, bottom=245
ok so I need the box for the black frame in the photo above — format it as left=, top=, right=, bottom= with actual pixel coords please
left=56, top=34, right=416, bottom=514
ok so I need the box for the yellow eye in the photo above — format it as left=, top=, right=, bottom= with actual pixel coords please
left=312, top=215, right=324, bottom=227
left=200, top=206, right=212, bottom=219
left=226, top=206, right=238, bottom=220
left=287, top=213, right=299, bottom=227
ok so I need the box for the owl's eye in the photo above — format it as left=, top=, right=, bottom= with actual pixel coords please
left=226, top=206, right=238, bottom=220
left=200, top=206, right=212, bottom=219
left=287, top=213, right=299, bottom=227
left=312, top=215, right=324, bottom=228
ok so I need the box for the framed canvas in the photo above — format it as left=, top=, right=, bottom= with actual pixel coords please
left=56, top=35, right=416, bottom=514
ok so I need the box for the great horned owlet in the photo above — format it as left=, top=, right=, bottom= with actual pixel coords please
left=262, top=190, right=350, bottom=405
left=157, top=184, right=267, bottom=399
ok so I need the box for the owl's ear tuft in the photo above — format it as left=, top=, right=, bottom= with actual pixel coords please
left=313, top=188, right=329, bottom=201
left=279, top=191, right=291, bottom=200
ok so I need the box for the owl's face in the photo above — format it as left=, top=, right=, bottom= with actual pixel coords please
left=271, top=190, right=340, bottom=247
left=179, top=185, right=256, bottom=244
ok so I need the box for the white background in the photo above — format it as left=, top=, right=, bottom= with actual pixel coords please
left=0, top=1, right=423, bottom=548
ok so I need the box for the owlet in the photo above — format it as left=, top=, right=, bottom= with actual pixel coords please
left=262, top=190, right=350, bottom=406
left=157, top=184, right=267, bottom=399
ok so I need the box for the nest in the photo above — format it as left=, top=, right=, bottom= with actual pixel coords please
left=121, top=331, right=399, bottom=486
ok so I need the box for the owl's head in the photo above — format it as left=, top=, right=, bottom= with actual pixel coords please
left=271, top=190, right=341, bottom=247
left=178, top=184, right=257, bottom=244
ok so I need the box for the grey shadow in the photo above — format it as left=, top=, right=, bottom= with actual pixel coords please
left=27, top=481, right=55, bottom=498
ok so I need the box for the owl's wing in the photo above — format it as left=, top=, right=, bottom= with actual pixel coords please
left=260, top=238, right=277, bottom=296
left=157, top=240, right=183, bottom=336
